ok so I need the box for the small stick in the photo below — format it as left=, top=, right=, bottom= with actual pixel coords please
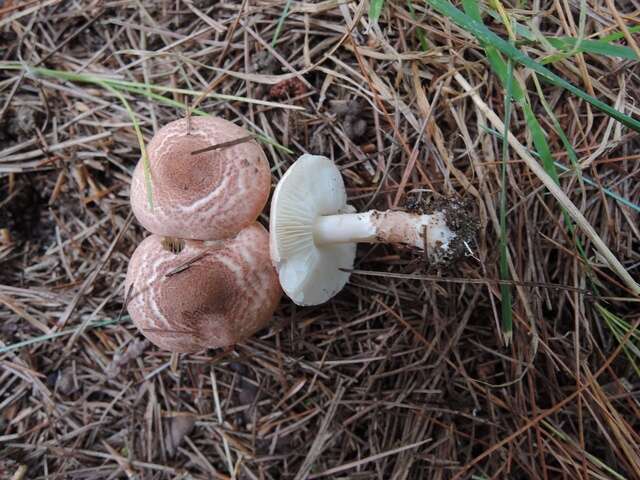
left=191, top=135, right=253, bottom=155
left=116, top=284, right=133, bottom=323
left=142, top=328, right=197, bottom=335
left=165, top=251, right=210, bottom=277
left=10, top=465, right=28, bottom=480
left=422, top=224, right=428, bottom=263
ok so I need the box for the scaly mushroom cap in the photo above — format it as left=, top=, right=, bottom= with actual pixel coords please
left=130, top=116, right=271, bottom=240
left=125, top=223, right=282, bottom=352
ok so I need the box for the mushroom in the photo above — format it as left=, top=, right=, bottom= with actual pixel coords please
left=125, top=223, right=282, bottom=352
left=269, top=154, right=474, bottom=306
left=130, top=116, right=271, bottom=240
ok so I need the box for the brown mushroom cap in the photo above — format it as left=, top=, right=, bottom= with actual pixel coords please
left=125, top=223, right=282, bottom=352
left=130, top=116, right=271, bottom=240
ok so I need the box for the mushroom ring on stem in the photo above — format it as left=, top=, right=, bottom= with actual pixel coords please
left=270, top=154, right=466, bottom=306
left=130, top=116, right=271, bottom=240
left=125, top=223, right=282, bottom=353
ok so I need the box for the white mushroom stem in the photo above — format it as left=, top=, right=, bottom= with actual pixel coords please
left=313, top=210, right=456, bottom=251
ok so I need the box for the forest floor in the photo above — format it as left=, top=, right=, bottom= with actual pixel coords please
left=1, top=0, right=639, bottom=479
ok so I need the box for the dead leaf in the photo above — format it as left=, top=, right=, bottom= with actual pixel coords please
left=165, top=415, right=196, bottom=457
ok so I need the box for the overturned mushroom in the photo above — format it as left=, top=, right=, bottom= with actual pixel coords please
left=125, top=223, right=282, bottom=352
left=270, top=154, right=474, bottom=306
left=130, top=116, right=271, bottom=240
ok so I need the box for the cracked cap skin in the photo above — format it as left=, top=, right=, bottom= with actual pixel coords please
left=130, top=116, right=271, bottom=240
left=125, top=223, right=282, bottom=352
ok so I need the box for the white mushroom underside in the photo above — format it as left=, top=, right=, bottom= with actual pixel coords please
left=270, top=155, right=357, bottom=306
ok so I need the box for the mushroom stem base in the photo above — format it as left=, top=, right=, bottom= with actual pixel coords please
left=313, top=210, right=455, bottom=251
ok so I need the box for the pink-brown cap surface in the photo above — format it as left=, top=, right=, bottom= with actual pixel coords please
left=130, top=116, right=271, bottom=240
left=125, top=223, right=282, bottom=352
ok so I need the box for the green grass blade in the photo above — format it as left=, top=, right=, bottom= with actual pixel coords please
left=499, top=58, right=514, bottom=346
left=99, top=81, right=153, bottom=209
left=470, top=0, right=516, bottom=343
left=462, top=0, right=523, bottom=100
left=0, top=317, right=126, bottom=354
left=596, top=303, right=640, bottom=377
left=17, top=64, right=304, bottom=111
left=481, top=8, right=640, bottom=60
left=407, top=0, right=430, bottom=50
left=271, top=0, right=294, bottom=46
left=123, top=85, right=293, bottom=154
left=542, top=420, right=630, bottom=480
left=426, top=0, right=640, bottom=132
left=520, top=101, right=592, bottom=268
left=543, top=37, right=638, bottom=62
left=461, top=0, right=482, bottom=27
left=370, top=0, right=385, bottom=23
left=462, top=0, right=576, bottom=200
left=551, top=162, right=640, bottom=214
left=600, top=24, right=640, bottom=42
left=480, top=125, right=640, bottom=214
left=0, top=62, right=294, bottom=154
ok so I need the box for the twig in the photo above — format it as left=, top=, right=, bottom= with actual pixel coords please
left=190, top=135, right=254, bottom=155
